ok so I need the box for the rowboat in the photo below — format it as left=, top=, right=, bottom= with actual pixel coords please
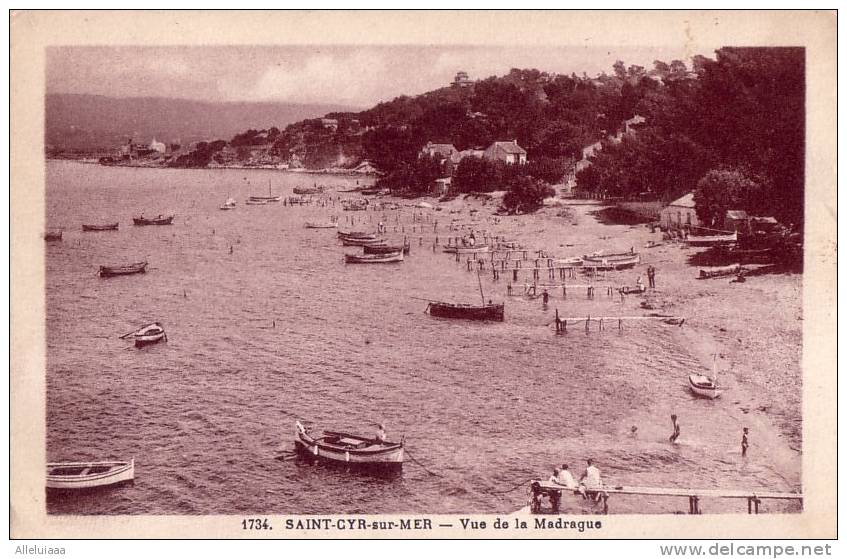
left=686, top=231, right=738, bottom=247
left=44, top=230, right=63, bottom=241
left=338, top=230, right=378, bottom=239
left=364, top=240, right=410, bottom=255
left=427, top=301, right=505, bottom=321
left=582, top=253, right=640, bottom=270
left=689, top=374, right=721, bottom=399
left=698, top=264, right=743, bottom=279
left=219, top=197, right=237, bottom=210
left=294, top=421, right=404, bottom=472
left=99, top=261, right=148, bottom=277
left=345, top=251, right=403, bottom=264
left=47, top=459, right=135, bottom=490
left=618, top=284, right=647, bottom=295
left=121, top=321, right=167, bottom=347
left=245, top=198, right=268, bottom=205
left=248, top=195, right=280, bottom=203
left=82, top=223, right=119, bottom=231
left=341, top=237, right=386, bottom=247
left=133, top=215, right=173, bottom=226
left=443, top=244, right=490, bottom=254
left=305, top=221, right=338, bottom=228
left=293, top=186, right=323, bottom=195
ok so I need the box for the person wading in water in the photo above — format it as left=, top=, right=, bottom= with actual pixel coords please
left=669, top=414, right=681, bottom=444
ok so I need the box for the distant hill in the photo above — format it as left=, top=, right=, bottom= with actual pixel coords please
left=45, top=94, right=357, bottom=152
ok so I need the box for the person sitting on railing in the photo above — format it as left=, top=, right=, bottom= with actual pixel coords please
left=579, top=458, right=604, bottom=501
left=555, top=464, right=579, bottom=490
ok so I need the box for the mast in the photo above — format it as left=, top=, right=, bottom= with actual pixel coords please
left=477, top=270, right=486, bottom=306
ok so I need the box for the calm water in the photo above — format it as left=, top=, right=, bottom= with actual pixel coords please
left=45, top=160, right=799, bottom=515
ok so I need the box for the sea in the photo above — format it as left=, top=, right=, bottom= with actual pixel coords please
left=45, top=160, right=799, bottom=515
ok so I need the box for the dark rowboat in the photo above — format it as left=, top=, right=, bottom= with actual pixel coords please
left=364, top=241, right=410, bottom=255
left=341, top=237, right=386, bottom=247
left=47, top=459, right=135, bottom=491
left=427, top=301, right=504, bottom=321
left=122, top=321, right=167, bottom=347
left=82, top=223, right=119, bottom=231
left=345, top=251, right=403, bottom=264
left=295, top=421, right=404, bottom=472
left=618, top=284, right=647, bottom=295
left=99, top=261, right=148, bottom=277
left=293, top=186, right=323, bottom=195
left=338, top=230, right=378, bottom=239
left=44, top=230, right=63, bottom=241
left=133, top=215, right=173, bottom=226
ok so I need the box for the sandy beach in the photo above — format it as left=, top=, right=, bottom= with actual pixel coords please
left=405, top=191, right=802, bottom=471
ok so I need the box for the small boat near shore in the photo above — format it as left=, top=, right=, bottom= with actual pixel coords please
left=689, top=374, right=721, bottom=399
left=245, top=198, right=269, bottom=205
left=219, top=197, right=237, bottom=210
left=338, top=230, right=378, bottom=239
left=341, top=237, right=386, bottom=247
left=345, top=251, right=403, bottom=264
left=293, top=186, right=324, bottom=195
left=305, top=220, right=338, bottom=229
left=99, top=261, right=148, bottom=277
left=364, top=240, right=410, bottom=255
left=121, top=321, right=167, bottom=347
left=618, top=284, right=647, bottom=295
left=294, top=421, right=404, bottom=472
left=443, top=244, right=490, bottom=254
left=426, top=301, right=505, bottom=321
left=47, top=459, right=135, bottom=491
left=685, top=229, right=738, bottom=247
left=44, top=230, right=63, bottom=241
left=82, top=223, right=119, bottom=231
left=582, top=252, right=640, bottom=270
left=133, top=215, right=173, bottom=226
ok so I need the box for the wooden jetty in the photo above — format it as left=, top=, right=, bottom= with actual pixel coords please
left=526, top=480, right=802, bottom=515
left=552, top=310, right=685, bottom=332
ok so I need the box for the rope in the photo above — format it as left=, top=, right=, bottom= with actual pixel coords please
left=403, top=448, right=443, bottom=477
left=489, top=478, right=533, bottom=495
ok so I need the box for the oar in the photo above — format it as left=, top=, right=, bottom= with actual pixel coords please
left=119, top=329, right=139, bottom=339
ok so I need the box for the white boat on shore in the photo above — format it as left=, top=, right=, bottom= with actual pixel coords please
left=685, top=230, right=738, bottom=247
left=688, top=374, right=722, bottom=399
left=47, top=459, right=135, bottom=490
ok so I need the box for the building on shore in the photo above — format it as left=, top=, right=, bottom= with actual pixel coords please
left=483, top=140, right=527, bottom=165
left=452, top=71, right=472, bottom=87
left=660, top=192, right=699, bottom=230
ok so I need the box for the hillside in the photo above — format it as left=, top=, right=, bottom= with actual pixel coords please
left=45, top=94, right=357, bottom=153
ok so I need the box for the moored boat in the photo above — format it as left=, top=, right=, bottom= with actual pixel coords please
left=426, top=301, right=505, bottom=321
left=345, top=251, right=403, bottom=264
left=219, top=197, right=237, bottom=210
left=245, top=198, right=269, bottom=205
left=341, top=237, right=386, bottom=247
left=305, top=220, right=338, bottom=229
left=99, top=261, right=148, bottom=277
left=443, top=244, right=490, bottom=254
left=582, top=253, right=640, bottom=270
left=47, top=459, right=135, bottom=490
left=337, top=230, right=378, bottom=239
left=685, top=230, right=738, bottom=247
left=293, top=186, right=324, bottom=195
left=44, top=230, right=63, bottom=241
left=82, top=223, right=119, bottom=231
left=133, top=215, right=174, bottom=226
left=121, top=321, right=167, bottom=347
left=618, top=284, right=647, bottom=295
left=294, top=421, right=404, bottom=472
left=248, top=195, right=280, bottom=203
left=364, top=240, right=410, bottom=255
left=688, top=374, right=722, bottom=399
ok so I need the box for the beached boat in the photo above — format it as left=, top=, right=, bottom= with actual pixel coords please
left=82, top=223, right=119, bottom=231
left=688, top=374, right=721, bottom=399
left=46, top=459, right=135, bottom=490
left=99, top=261, right=148, bottom=277
left=121, top=321, right=167, bottom=347
left=219, top=197, right=237, bottom=210
left=427, top=301, right=504, bottom=321
left=341, top=237, right=386, bottom=247
left=582, top=253, right=640, bottom=270
left=345, top=251, right=403, bottom=264
left=294, top=421, right=404, bottom=472
left=443, top=244, right=489, bottom=254
left=44, top=230, right=63, bottom=241
left=685, top=230, right=738, bottom=247
left=618, top=284, right=647, bottom=295
left=133, top=215, right=174, bottom=226
left=293, top=186, right=324, bottom=195
left=698, top=264, right=743, bottom=279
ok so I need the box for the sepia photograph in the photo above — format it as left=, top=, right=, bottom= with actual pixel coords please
left=10, top=9, right=837, bottom=540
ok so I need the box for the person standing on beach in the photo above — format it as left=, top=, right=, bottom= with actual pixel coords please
left=741, top=427, right=749, bottom=457
left=669, top=414, right=681, bottom=444
left=647, top=265, right=656, bottom=288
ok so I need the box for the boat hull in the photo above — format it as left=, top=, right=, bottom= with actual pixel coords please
left=428, top=302, right=504, bottom=321
left=82, top=223, right=119, bottom=231
left=686, top=232, right=738, bottom=247
left=583, top=255, right=640, bottom=270
left=294, top=425, right=403, bottom=473
left=133, top=216, right=173, bottom=226
left=688, top=374, right=721, bottom=399
left=99, top=262, right=148, bottom=277
left=46, top=460, right=135, bottom=490
left=135, top=332, right=166, bottom=347
left=345, top=252, right=403, bottom=264
left=341, top=237, right=386, bottom=247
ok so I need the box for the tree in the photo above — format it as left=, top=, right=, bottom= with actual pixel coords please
left=693, top=168, right=766, bottom=227
left=452, top=156, right=502, bottom=193
left=502, top=176, right=555, bottom=213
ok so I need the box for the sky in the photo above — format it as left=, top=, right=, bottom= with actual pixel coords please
left=47, top=45, right=721, bottom=108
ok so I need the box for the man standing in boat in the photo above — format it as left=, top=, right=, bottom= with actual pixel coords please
left=375, top=424, right=387, bottom=443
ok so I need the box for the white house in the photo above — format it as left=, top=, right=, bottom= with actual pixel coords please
left=660, top=193, right=699, bottom=229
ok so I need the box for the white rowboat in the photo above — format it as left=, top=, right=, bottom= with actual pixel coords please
left=47, top=459, right=135, bottom=490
